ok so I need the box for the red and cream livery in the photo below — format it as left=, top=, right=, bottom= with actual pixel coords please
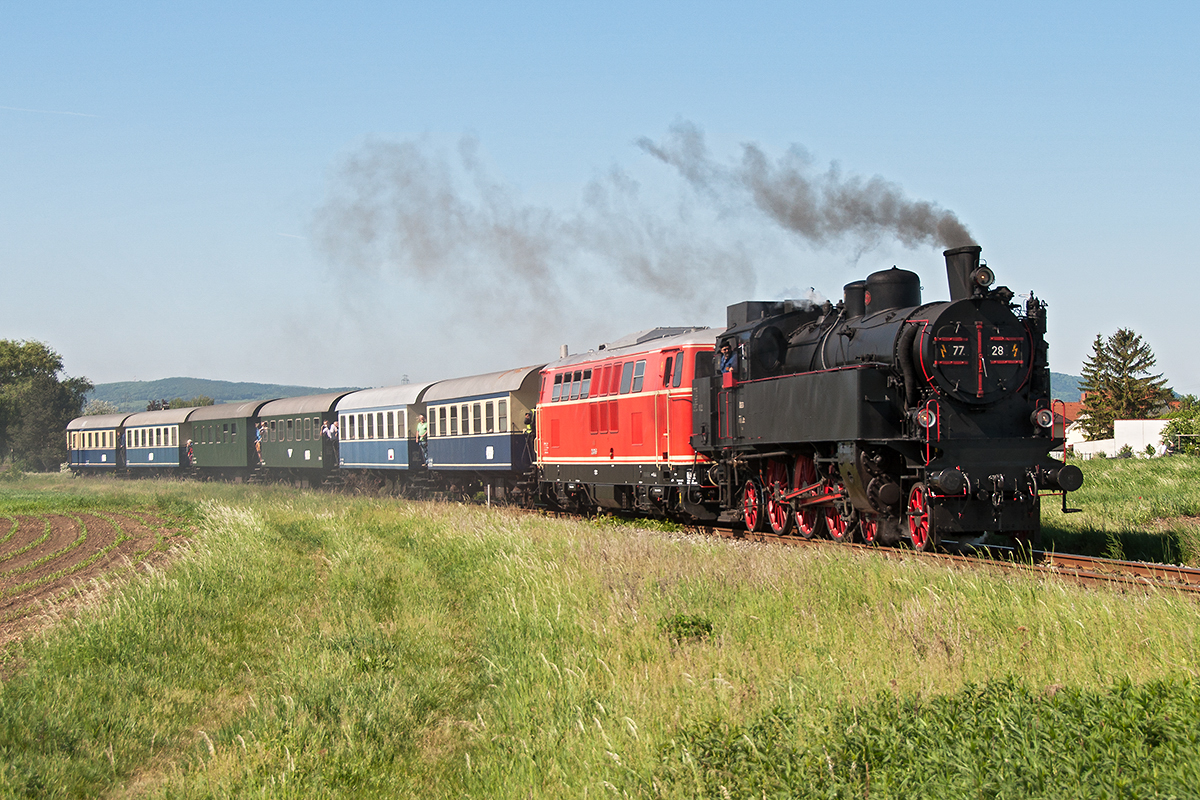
left=536, top=327, right=719, bottom=518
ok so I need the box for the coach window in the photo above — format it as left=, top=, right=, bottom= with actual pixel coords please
left=632, top=360, right=646, bottom=392
left=498, top=400, right=508, bottom=432
left=446, top=405, right=456, bottom=436
left=285, top=419, right=293, bottom=441
left=462, top=404, right=471, bottom=434
left=220, top=424, right=226, bottom=444
left=156, top=428, right=163, bottom=447
left=552, top=374, right=563, bottom=402
left=268, top=420, right=275, bottom=441
left=232, top=422, right=238, bottom=441
left=581, top=369, right=591, bottom=398
left=485, top=401, right=494, bottom=433
left=673, top=353, right=685, bottom=387
left=376, top=413, right=383, bottom=439
left=473, top=403, right=482, bottom=434
left=366, top=413, right=374, bottom=439
left=384, top=412, right=393, bottom=439
left=619, top=362, right=635, bottom=394
left=302, top=417, right=310, bottom=441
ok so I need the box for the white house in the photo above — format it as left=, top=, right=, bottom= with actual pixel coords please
left=1066, top=418, right=1171, bottom=459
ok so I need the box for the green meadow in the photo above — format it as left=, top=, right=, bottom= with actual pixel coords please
left=1, top=469, right=1199, bottom=798
left=1043, top=455, right=1200, bottom=564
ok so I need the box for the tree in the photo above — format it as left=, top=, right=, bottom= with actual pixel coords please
left=1078, top=329, right=1173, bottom=441
left=84, top=399, right=120, bottom=416
left=169, top=395, right=215, bottom=409
left=0, top=340, right=92, bottom=470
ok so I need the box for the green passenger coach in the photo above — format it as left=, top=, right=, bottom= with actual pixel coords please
left=187, top=400, right=274, bottom=478
left=258, top=392, right=351, bottom=485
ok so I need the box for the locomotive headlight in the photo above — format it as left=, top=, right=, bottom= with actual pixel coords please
left=1032, top=408, right=1054, bottom=428
left=915, top=408, right=937, bottom=428
left=970, top=266, right=995, bottom=288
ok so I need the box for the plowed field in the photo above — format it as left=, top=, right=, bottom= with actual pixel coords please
left=0, top=512, right=182, bottom=649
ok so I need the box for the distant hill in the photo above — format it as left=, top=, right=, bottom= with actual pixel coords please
left=87, top=378, right=362, bottom=413
left=1051, top=372, right=1082, bottom=402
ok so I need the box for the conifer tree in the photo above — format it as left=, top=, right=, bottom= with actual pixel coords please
left=1078, top=329, right=1172, bottom=441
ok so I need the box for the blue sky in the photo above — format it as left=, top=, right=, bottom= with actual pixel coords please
left=3, top=2, right=1197, bottom=394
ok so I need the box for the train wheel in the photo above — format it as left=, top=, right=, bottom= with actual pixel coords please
left=765, top=461, right=793, bottom=535
left=742, top=479, right=765, bottom=532
left=859, top=515, right=879, bottom=545
left=907, top=484, right=938, bottom=551
left=826, top=507, right=852, bottom=542
left=793, top=454, right=824, bottom=539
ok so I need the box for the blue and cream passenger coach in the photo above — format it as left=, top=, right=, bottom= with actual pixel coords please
left=66, top=413, right=131, bottom=471
left=124, top=408, right=193, bottom=472
left=424, top=365, right=542, bottom=475
left=336, top=383, right=433, bottom=471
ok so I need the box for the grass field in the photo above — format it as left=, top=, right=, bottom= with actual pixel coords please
left=1043, top=455, right=1200, bottom=564
left=1, top=468, right=1199, bottom=798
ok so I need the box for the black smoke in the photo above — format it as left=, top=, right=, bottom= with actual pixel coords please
left=637, top=121, right=975, bottom=250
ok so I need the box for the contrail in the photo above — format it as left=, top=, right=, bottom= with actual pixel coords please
left=0, top=105, right=98, bottom=118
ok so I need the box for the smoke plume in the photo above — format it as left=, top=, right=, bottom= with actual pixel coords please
left=312, top=124, right=975, bottom=379
left=637, top=121, right=975, bottom=249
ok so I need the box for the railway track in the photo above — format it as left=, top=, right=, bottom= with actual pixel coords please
left=683, top=522, right=1200, bottom=595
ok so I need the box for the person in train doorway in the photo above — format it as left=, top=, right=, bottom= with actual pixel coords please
left=256, top=422, right=266, bottom=466
left=416, top=414, right=429, bottom=466
left=717, top=341, right=738, bottom=375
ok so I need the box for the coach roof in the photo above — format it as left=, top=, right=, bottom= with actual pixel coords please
left=336, top=383, right=435, bottom=412
left=259, top=392, right=353, bottom=417
left=67, top=413, right=132, bottom=430
left=423, top=365, right=544, bottom=403
left=124, top=408, right=195, bottom=426
left=186, top=401, right=274, bottom=421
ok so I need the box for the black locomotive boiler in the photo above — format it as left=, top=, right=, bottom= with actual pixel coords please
left=691, top=246, right=1083, bottom=549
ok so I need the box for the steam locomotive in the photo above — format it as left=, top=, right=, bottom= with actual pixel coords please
left=69, top=245, right=1081, bottom=550
left=682, top=245, right=1083, bottom=548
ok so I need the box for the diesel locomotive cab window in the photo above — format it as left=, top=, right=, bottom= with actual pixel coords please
left=663, top=356, right=674, bottom=387
left=631, top=360, right=646, bottom=392
left=619, top=362, right=634, bottom=394
left=673, top=353, right=685, bottom=387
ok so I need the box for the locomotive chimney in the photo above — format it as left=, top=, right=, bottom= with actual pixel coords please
left=944, top=245, right=983, bottom=301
